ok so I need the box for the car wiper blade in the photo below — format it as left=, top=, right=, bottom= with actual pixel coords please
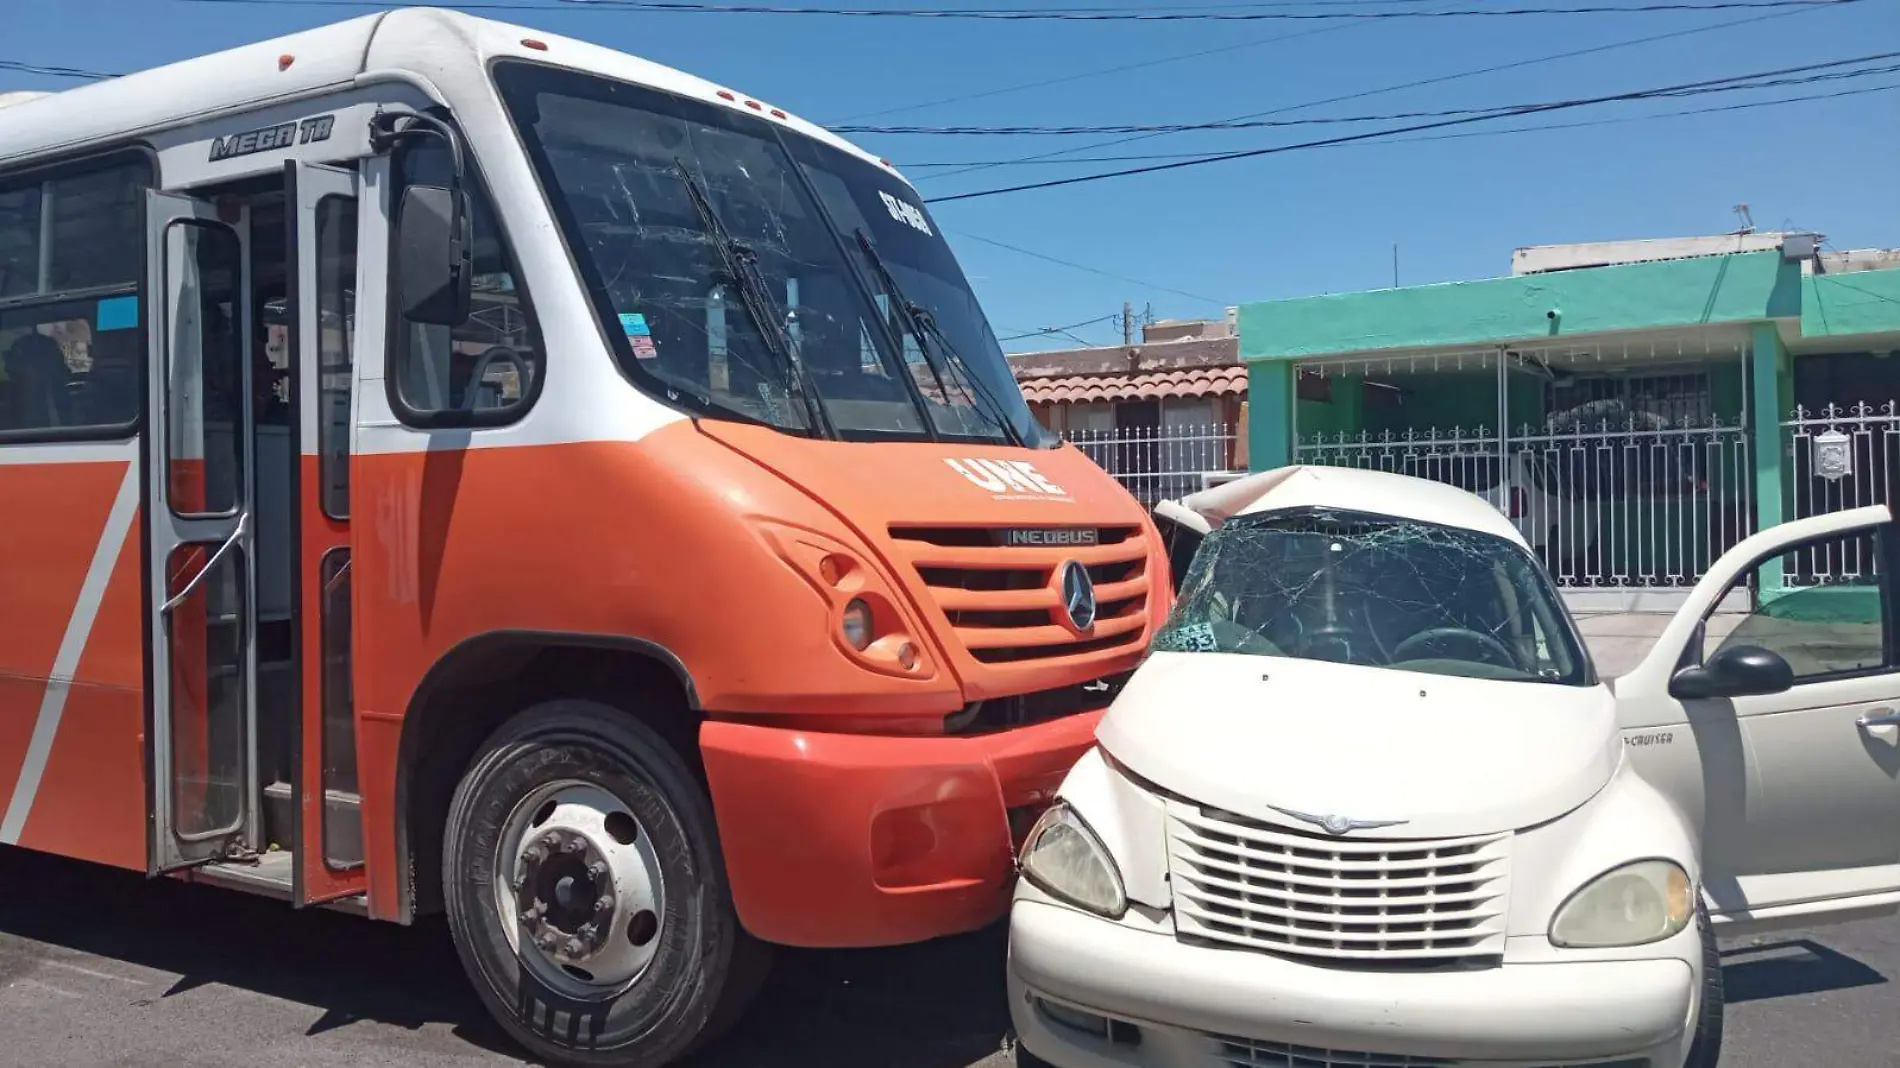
left=675, top=161, right=830, bottom=436
left=852, top=228, right=1025, bottom=448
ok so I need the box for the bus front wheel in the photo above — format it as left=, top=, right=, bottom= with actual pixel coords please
left=443, top=698, right=760, bottom=1066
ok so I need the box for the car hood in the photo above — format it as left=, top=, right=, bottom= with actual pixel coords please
left=1096, top=652, right=1620, bottom=839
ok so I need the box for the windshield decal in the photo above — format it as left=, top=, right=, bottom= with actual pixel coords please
left=878, top=191, right=933, bottom=236
left=619, top=312, right=660, bottom=360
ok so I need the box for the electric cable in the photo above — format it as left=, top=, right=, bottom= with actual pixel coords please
left=914, top=0, right=1864, bottom=182
left=925, top=49, right=1900, bottom=202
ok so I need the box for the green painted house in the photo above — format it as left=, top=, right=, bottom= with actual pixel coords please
left=1236, top=234, right=1900, bottom=607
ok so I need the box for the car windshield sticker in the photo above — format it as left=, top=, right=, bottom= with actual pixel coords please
left=1170, top=622, right=1220, bottom=652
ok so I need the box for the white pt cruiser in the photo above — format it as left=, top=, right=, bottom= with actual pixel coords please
left=1009, top=465, right=1900, bottom=1068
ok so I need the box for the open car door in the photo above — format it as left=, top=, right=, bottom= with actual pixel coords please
left=1615, top=504, right=1900, bottom=935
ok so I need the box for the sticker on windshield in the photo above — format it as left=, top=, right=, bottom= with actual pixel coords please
left=878, top=191, right=933, bottom=236
left=619, top=313, right=659, bottom=359
left=1164, top=622, right=1220, bottom=653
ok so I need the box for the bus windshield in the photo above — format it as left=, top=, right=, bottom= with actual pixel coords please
left=494, top=62, right=1043, bottom=445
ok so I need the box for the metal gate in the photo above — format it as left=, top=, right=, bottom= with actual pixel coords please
left=1781, top=402, right=1900, bottom=585
left=1293, top=337, right=1755, bottom=588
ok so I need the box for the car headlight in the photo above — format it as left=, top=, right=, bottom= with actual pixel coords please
left=1018, top=801, right=1126, bottom=918
left=1550, top=859, right=1694, bottom=948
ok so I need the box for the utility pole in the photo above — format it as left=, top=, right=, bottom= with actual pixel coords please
left=1392, top=243, right=1399, bottom=288
left=1122, top=301, right=1134, bottom=345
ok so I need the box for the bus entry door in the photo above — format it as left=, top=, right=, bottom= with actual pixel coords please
left=145, top=191, right=257, bottom=873
left=285, top=161, right=368, bottom=906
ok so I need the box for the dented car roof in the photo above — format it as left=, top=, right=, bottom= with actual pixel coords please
left=1167, top=465, right=1528, bottom=547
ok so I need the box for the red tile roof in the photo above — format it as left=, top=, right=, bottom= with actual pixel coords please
left=1021, top=364, right=1248, bottom=405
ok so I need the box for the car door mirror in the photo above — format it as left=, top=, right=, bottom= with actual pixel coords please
left=1669, top=644, right=1795, bottom=700
left=394, top=183, right=472, bottom=326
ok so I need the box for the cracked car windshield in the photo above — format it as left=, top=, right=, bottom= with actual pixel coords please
left=495, top=63, right=1040, bottom=444
left=1154, top=508, right=1591, bottom=685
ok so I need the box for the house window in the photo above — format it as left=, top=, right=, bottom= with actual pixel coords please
left=1066, top=402, right=1114, bottom=434
left=1162, top=396, right=1217, bottom=431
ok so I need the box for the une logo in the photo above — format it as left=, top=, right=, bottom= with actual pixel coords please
left=945, top=458, right=1068, bottom=498
left=879, top=191, right=934, bottom=236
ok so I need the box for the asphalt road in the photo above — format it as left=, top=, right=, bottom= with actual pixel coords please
left=0, top=845, right=1894, bottom=1068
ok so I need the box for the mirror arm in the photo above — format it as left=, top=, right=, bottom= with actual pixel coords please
left=369, top=109, right=469, bottom=260
left=369, top=109, right=463, bottom=176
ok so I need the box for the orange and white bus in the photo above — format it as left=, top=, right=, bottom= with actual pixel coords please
left=0, top=8, right=1164, bottom=1064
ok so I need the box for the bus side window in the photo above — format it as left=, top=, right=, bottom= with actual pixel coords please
left=388, top=140, right=544, bottom=424
left=0, top=156, right=149, bottom=439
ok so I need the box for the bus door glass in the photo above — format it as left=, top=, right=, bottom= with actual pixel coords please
left=145, top=191, right=256, bottom=872
left=286, top=160, right=368, bottom=904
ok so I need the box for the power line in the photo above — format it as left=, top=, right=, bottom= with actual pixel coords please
left=915, top=0, right=1859, bottom=182
left=166, top=0, right=1861, bottom=17
left=845, top=62, right=1899, bottom=133
left=830, top=21, right=1364, bottom=123
left=950, top=230, right=1227, bottom=306
left=924, top=50, right=1900, bottom=203
left=557, top=0, right=1861, bottom=17
left=998, top=314, right=1122, bottom=343
left=898, top=79, right=1900, bottom=166
left=0, top=59, right=117, bottom=80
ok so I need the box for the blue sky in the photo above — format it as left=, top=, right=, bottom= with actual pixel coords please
left=5, top=0, right=1896, bottom=350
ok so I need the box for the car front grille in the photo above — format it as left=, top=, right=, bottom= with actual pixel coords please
left=888, top=525, right=1151, bottom=666
left=1211, top=1036, right=1647, bottom=1068
left=1167, top=802, right=1512, bottom=965
left=1214, top=1037, right=1456, bottom=1067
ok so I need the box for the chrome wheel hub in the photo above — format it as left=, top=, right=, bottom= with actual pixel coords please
left=496, top=782, right=665, bottom=999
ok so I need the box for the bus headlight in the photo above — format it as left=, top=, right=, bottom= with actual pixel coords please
left=1019, top=802, right=1126, bottom=918
left=841, top=598, right=873, bottom=651
left=1550, top=859, right=1694, bottom=948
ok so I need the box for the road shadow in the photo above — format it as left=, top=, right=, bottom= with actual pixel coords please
left=0, top=847, right=1012, bottom=1067
left=1721, top=938, right=1889, bottom=1005
left=686, top=925, right=1013, bottom=1068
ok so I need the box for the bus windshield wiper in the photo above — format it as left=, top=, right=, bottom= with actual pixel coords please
left=852, top=228, right=1026, bottom=448
left=675, top=161, right=830, bottom=436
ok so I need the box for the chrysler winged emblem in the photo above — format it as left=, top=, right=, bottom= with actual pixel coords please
left=1270, top=805, right=1408, bottom=836
left=1059, top=560, right=1097, bottom=632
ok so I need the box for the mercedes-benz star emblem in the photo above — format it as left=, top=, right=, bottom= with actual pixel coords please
left=1269, top=805, right=1408, bottom=836
left=1059, top=560, right=1097, bottom=632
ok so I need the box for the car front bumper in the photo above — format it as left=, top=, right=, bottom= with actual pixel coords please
left=1009, top=898, right=1698, bottom=1068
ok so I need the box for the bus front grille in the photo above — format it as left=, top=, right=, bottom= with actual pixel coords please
left=887, top=524, right=1152, bottom=666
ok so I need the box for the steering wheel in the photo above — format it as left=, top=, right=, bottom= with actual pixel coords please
left=1389, top=626, right=1519, bottom=669
left=462, top=346, right=530, bottom=411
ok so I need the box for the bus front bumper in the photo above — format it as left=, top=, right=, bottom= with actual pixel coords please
left=699, top=710, right=1103, bottom=948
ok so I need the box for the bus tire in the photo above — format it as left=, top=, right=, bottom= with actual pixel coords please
left=443, top=698, right=747, bottom=1067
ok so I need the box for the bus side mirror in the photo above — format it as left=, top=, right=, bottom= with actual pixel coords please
left=395, top=183, right=472, bottom=326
